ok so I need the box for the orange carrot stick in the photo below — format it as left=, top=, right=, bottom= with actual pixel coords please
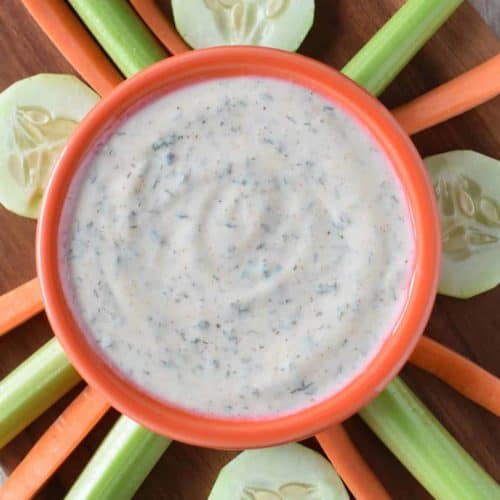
left=410, top=336, right=500, bottom=417
left=0, top=386, right=109, bottom=500
left=316, top=424, right=390, bottom=500
left=21, top=0, right=123, bottom=96
left=130, top=0, right=191, bottom=55
left=0, top=278, right=43, bottom=337
left=393, top=54, right=500, bottom=135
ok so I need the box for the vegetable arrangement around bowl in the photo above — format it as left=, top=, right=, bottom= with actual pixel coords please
left=0, top=0, right=499, bottom=498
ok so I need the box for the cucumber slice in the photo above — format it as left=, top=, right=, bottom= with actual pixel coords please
left=0, top=74, right=99, bottom=218
left=208, top=443, right=348, bottom=500
left=424, top=150, right=500, bottom=298
left=172, top=0, right=314, bottom=51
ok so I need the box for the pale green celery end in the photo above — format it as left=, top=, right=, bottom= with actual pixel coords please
left=360, top=378, right=500, bottom=500
left=342, top=0, right=463, bottom=96
left=65, top=416, right=171, bottom=500
left=68, top=0, right=167, bottom=77
left=0, top=337, right=80, bottom=449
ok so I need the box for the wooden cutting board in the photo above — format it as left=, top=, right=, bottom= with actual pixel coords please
left=0, top=1, right=498, bottom=498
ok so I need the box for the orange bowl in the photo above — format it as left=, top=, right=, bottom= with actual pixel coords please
left=37, top=47, right=440, bottom=449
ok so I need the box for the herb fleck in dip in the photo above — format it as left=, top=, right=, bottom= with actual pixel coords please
left=61, top=77, right=414, bottom=417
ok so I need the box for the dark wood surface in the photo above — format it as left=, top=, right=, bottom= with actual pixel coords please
left=0, top=0, right=499, bottom=498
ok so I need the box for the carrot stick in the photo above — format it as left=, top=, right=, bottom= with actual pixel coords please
left=410, top=336, right=500, bottom=417
left=393, top=54, right=500, bottom=135
left=316, top=424, right=391, bottom=500
left=130, top=0, right=191, bottom=55
left=0, top=386, right=109, bottom=500
left=0, top=278, right=43, bottom=337
left=20, top=0, right=123, bottom=96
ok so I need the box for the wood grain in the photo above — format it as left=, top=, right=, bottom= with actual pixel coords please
left=1, top=0, right=499, bottom=498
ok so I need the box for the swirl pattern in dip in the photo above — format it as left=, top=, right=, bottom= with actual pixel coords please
left=60, top=77, right=414, bottom=417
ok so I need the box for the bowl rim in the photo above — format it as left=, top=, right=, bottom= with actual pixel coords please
left=37, top=46, right=441, bottom=450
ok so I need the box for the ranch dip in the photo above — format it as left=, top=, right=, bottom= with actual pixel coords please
left=60, top=77, right=414, bottom=417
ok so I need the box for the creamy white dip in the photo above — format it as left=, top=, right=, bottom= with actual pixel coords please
left=61, top=77, right=414, bottom=417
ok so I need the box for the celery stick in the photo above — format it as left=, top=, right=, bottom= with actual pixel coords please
left=0, top=337, right=80, bottom=448
left=65, top=416, right=171, bottom=500
left=342, top=0, right=463, bottom=96
left=360, top=378, right=499, bottom=499
left=68, top=0, right=167, bottom=77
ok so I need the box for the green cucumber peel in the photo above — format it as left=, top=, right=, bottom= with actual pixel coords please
left=0, top=74, right=99, bottom=218
left=172, top=0, right=314, bottom=51
left=208, top=443, right=348, bottom=499
left=425, top=150, right=500, bottom=298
